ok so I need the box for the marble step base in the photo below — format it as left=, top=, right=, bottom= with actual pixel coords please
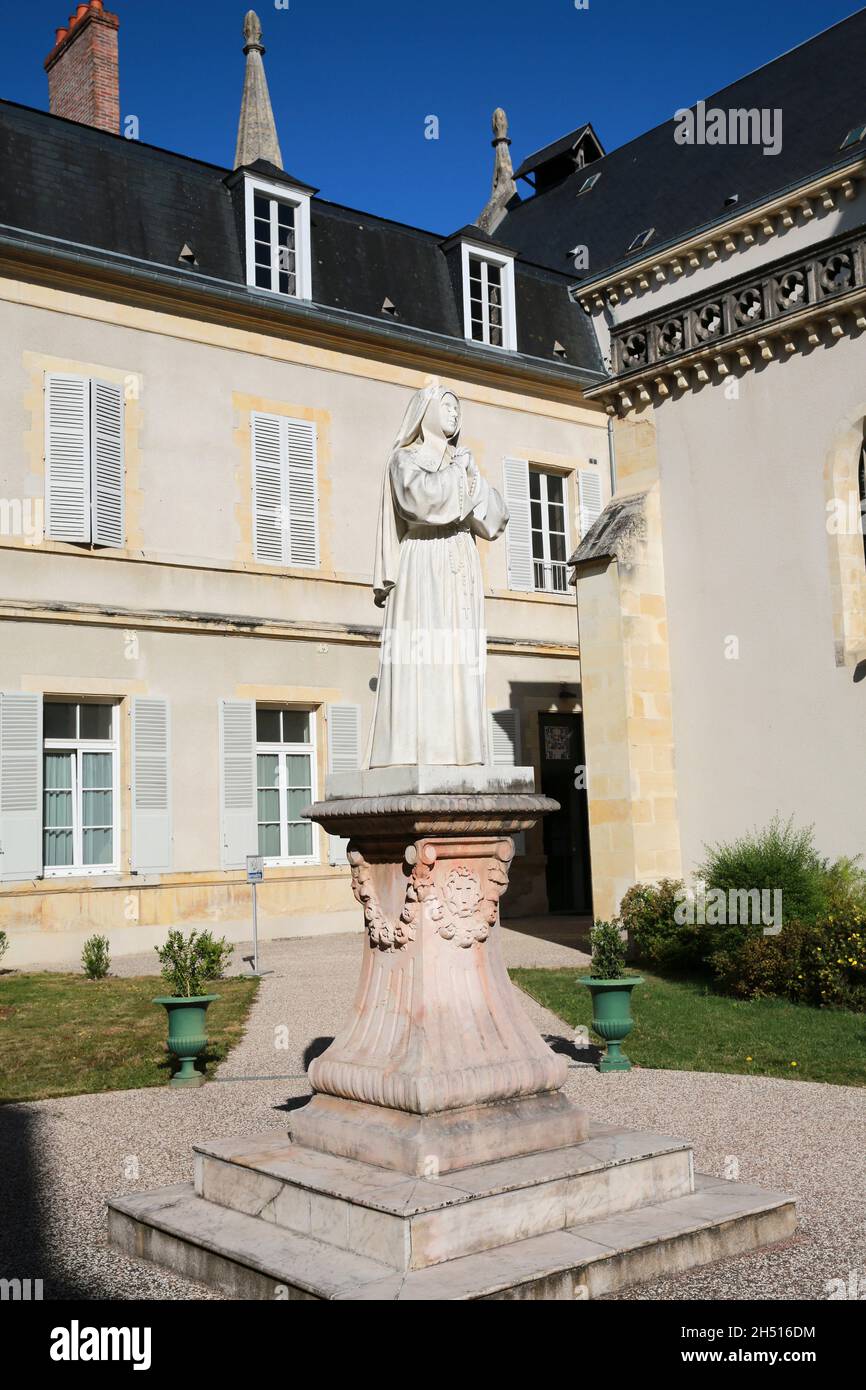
left=107, top=1124, right=796, bottom=1300
left=108, top=1175, right=796, bottom=1302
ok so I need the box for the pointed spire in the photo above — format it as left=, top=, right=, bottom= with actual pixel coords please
left=234, top=10, right=283, bottom=171
left=476, top=108, right=518, bottom=235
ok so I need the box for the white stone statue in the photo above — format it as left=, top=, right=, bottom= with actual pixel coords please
left=368, top=385, right=509, bottom=767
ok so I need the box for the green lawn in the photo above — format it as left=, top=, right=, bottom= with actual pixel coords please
left=511, top=967, right=866, bottom=1087
left=0, top=973, right=259, bottom=1103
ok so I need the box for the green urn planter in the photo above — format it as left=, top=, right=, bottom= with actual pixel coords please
left=579, top=976, right=643, bottom=1072
left=154, top=995, right=218, bottom=1087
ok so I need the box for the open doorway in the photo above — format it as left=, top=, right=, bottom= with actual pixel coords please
left=538, top=712, right=592, bottom=913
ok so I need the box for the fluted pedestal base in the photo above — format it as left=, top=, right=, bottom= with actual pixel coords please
left=297, top=786, right=587, bottom=1173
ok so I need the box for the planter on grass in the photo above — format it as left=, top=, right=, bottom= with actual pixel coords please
left=153, top=995, right=219, bottom=1087
left=153, top=929, right=233, bottom=1088
left=579, top=975, right=643, bottom=1072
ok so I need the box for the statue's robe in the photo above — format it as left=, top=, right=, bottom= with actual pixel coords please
left=369, top=444, right=508, bottom=767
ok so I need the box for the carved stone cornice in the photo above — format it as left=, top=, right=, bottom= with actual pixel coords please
left=572, top=160, right=864, bottom=310
left=588, top=227, right=866, bottom=414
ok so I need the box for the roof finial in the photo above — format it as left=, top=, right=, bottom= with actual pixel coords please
left=243, top=9, right=263, bottom=50
left=234, top=9, right=283, bottom=171
left=477, top=108, right=518, bottom=234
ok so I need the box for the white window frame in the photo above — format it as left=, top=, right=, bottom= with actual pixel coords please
left=530, top=467, right=571, bottom=594
left=461, top=240, right=517, bottom=351
left=255, top=708, right=319, bottom=867
left=43, top=701, right=120, bottom=878
left=244, top=174, right=312, bottom=301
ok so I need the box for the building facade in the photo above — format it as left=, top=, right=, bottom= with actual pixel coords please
left=495, top=8, right=866, bottom=916
left=4, top=1, right=864, bottom=961
left=0, top=5, right=609, bottom=964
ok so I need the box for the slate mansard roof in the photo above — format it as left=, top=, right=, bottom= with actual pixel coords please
left=0, top=98, right=604, bottom=378
left=496, top=7, right=866, bottom=281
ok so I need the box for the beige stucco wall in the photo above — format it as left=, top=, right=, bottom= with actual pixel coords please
left=0, top=278, right=606, bottom=964
left=655, top=332, right=866, bottom=875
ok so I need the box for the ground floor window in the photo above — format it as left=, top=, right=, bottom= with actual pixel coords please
left=255, top=707, right=316, bottom=863
left=43, top=701, right=118, bottom=874
left=530, top=467, right=569, bottom=593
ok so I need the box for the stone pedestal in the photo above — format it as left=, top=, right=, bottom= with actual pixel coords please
left=291, top=781, right=587, bottom=1175
left=107, top=773, right=796, bottom=1299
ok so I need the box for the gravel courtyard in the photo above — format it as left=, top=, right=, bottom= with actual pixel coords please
left=1, top=926, right=862, bottom=1301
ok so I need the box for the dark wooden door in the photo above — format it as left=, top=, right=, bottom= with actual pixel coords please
left=538, top=713, right=592, bottom=913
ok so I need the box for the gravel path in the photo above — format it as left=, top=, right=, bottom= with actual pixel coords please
left=1, top=927, right=861, bottom=1302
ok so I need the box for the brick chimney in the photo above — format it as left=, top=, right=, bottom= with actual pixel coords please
left=44, top=2, right=120, bottom=135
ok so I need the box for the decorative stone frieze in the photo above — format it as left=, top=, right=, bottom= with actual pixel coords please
left=591, top=228, right=866, bottom=413
left=574, top=164, right=863, bottom=312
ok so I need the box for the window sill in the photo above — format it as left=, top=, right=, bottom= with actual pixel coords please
left=43, top=867, right=120, bottom=879
left=262, top=857, right=319, bottom=869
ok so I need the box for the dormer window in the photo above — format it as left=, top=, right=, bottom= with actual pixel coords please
left=243, top=174, right=312, bottom=300
left=461, top=242, right=517, bottom=350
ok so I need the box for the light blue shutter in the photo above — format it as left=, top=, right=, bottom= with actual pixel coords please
left=91, top=380, right=125, bottom=547
left=0, top=692, right=43, bottom=882
left=489, top=708, right=525, bottom=854
left=252, top=414, right=319, bottom=568
left=503, top=457, right=533, bottom=591
left=327, top=704, right=361, bottom=864
left=219, top=700, right=258, bottom=869
left=286, top=419, right=319, bottom=568
left=45, top=374, right=90, bottom=542
left=252, top=412, right=284, bottom=564
left=578, top=468, right=604, bottom=539
left=131, top=698, right=171, bottom=873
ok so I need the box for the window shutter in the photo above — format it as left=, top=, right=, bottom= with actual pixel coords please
left=503, top=457, right=533, bottom=591
left=219, top=700, right=258, bottom=869
left=578, top=468, right=604, bottom=538
left=327, top=703, right=361, bottom=865
left=488, top=708, right=525, bottom=854
left=0, top=692, right=43, bottom=882
left=91, top=380, right=125, bottom=547
left=131, top=698, right=171, bottom=873
left=285, top=418, right=319, bottom=568
left=489, top=708, right=522, bottom=766
left=45, top=374, right=90, bottom=542
left=252, top=412, right=285, bottom=564
left=252, top=414, right=319, bottom=568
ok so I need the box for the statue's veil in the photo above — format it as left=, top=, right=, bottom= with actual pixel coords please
left=372, top=383, right=447, bottom=608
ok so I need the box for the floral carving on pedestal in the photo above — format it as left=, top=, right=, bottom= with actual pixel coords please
left=348, top=850, right=416, bottom=951
left=349, top=842, right=514, bottom=951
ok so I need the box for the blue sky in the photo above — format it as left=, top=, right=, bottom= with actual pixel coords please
left=5, top=0, right=865, bottom=233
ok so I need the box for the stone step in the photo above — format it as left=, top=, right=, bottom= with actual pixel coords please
left=108, top=1174, right=796, bottom=1301
left=192, top=1125, right=695, bottom=1270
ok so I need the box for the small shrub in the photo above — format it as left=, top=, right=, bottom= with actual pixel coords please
left=155, top=929, right=233, bottom=998
left=823, top=856, right=866, bottom=915
left=618, top=879, right=693, bottom=967
left=589, top=920, right=627, bottom=980
left=81, top=934, right=111, bottom=980
left=711, top=913, right=866, bottom=1010
left=697, top=816, right=830, bottom=927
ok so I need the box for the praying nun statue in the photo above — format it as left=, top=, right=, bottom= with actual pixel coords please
left=368, top=384, right=509, bottom=767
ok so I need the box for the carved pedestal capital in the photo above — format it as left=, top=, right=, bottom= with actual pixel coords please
left=293, top=792, right=587, bottom=1173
